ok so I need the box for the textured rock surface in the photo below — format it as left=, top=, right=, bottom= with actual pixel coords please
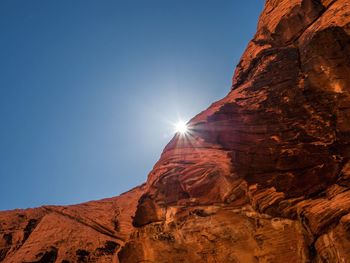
left=0, top=185, right=145, bottom=262
left=1, top=0, right=350, bottom=262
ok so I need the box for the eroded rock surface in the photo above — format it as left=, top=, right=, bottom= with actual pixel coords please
left=1, top=0, right=350, bottom=262
left=0, top=185, right=145, bottom=262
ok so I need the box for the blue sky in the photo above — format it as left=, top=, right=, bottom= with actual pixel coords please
left=0, top=0, right=264, bottom=210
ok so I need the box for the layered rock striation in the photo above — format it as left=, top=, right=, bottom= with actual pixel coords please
left=0, top=185, right=145, bottom=262
left=1, top=0, right=350, bottom=262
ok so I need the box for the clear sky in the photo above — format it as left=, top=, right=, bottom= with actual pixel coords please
left=0, top=1, right=264, bottom=210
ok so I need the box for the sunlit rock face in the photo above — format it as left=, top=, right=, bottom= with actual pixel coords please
left=1, top=0, right=350, bottom=262
left=0, top=186, right=145, bottom=262
left=122, top=0, right=350, bottom=262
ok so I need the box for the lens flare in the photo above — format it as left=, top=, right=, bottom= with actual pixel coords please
left=174, top=120, right=188, bottom=134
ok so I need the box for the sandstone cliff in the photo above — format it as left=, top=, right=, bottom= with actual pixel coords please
left=1, top=0, right=350, bottom=262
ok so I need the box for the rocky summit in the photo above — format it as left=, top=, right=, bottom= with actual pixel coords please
left=1, top=0, right=350, bottom=262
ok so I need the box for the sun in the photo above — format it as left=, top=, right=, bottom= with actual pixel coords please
left=174, top=120, right=188, bottom=134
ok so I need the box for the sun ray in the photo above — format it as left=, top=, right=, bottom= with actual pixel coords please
left=174, top=120, right=188, bottom=135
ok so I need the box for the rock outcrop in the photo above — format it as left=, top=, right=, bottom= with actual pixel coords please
left=0, top=185, right=145, bottom=262
left=1, top=0, right=350, bottom=262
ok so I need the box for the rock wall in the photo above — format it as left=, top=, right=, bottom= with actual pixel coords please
left=1, top=0, right=350, bottom=262
left=0, top=185, right=145, bottom=262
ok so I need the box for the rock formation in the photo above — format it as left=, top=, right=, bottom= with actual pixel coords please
left=1, top=0, right=350, bottom=262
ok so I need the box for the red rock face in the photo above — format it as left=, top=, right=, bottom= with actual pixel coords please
left=0, top=185, right=145, bottom=262
left=1, top=0, right=350, bottom=262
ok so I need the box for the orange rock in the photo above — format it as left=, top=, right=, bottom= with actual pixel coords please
left=0, top=185, right=145, bottom=262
